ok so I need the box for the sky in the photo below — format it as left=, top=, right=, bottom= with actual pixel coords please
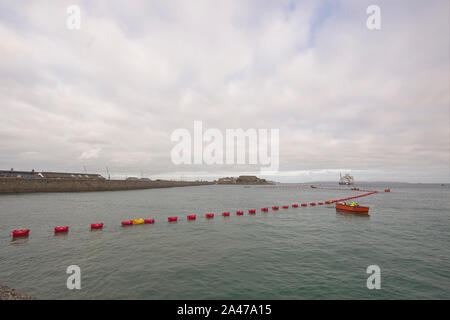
left=0, top=0, right=449, bottom=183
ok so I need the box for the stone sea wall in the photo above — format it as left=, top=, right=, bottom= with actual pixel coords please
left=0, top=177, right=212, bottom=194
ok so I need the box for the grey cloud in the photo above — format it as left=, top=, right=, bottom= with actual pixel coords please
left=0, top=0, right=448, bottom=182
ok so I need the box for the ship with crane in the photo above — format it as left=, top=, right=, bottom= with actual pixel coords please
left=339, top=173, right=354, bottom=185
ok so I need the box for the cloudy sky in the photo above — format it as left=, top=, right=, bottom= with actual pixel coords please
left=0, top=0, right=448, bottom=182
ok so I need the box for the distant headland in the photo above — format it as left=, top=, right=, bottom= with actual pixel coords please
left=215, top=175, right=274, bottom=185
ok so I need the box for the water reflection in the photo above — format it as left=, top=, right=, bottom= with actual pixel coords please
left=53, top=232, right=69, bottom=238
left=336, top=211, right=370, bottom=219
left=10, top=237, right=29, bottom=246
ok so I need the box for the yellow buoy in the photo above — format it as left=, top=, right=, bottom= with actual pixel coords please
left=133, top=218, right=145, bottom=225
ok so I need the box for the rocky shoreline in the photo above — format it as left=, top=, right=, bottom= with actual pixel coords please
left=0, top=285, right=36, bottom=300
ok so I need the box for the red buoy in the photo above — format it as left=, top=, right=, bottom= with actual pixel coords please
left=121, top=220, right=133, bottom=226
left=222, top=212, right=230, bottom=216
left=91, top=223, right=103, bottom=229
left=54, top=226, right=69, bottom=233
left=301, top=203, right=307, bottom=207
left=144, top=219, right=155, bottom=224
left=236, top=210, right=244, bottom=215
left=187, top=214, right=196, bottom=220
left=205, top=213, right=214, bottom=218
left=310, top=202, right=316, bottom=206
left=282, top=205, right=289, bottom=209
left=318, top=202, right=323, bottom=205
left=292, top=204, right=299, bottom=208
left=12, top=229, right=30, bottom=237
left=248, top=209, right=256, bottom=214
left=272, top=206, right=279, bottom=210
left=261, top=207, right=269, bottom=212
left=168, top=217, right=178, bottom=222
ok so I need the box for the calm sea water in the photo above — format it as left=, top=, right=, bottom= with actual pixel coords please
left=0, top=183, right=449, bottom=299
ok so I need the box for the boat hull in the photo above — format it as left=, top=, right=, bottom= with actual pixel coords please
left=336, top=203, right=369, bottom=215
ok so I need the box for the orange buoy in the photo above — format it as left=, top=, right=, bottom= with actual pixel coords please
left=384, top=189, right=390, bottom=192
left=144, top=219, right=155, bottom=224
left=168, top=217, right=178, bottom=222
left=222, top=212, right=230, bottom=216
left=91, top=223, right=103, bottom=229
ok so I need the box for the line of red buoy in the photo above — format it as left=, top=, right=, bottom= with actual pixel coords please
left=91, top=223, right=103, bottom=229
left=11, top=190, right=380, bottom=238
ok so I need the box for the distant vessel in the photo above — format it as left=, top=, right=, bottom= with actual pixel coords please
left=339, top=173, right=354, bottom=185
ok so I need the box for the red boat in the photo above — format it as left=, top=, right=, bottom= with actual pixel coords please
left=335, top=203, right=370, bottom=215
left=12, top=229, right=30, bottom=237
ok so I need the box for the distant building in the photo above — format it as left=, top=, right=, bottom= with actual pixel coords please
left=0, top=169, right=41, bottom=179
left=217, top=177, right=237, bottom=184
left=0, top=169, right=104, bottom=180
left=40, top=172, right=104, bottom=180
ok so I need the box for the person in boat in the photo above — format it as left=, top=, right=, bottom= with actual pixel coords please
left=350, top=202, right=355, bottom=206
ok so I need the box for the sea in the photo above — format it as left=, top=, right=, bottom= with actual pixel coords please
left=0, top=182, right=449, bottom=299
